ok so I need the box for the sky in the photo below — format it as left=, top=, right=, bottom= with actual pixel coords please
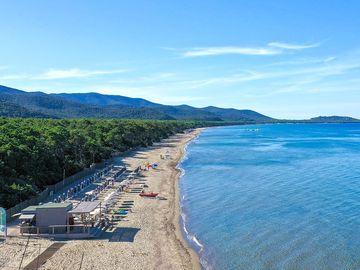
left=0, top=0, right=360, bottom=119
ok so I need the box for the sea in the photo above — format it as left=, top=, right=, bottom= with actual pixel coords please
left=178, top=123, right=360, bottom=270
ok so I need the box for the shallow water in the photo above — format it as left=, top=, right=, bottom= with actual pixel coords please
left=179, top=124, right=360, bottom=270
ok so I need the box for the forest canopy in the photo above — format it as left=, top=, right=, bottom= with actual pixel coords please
left=0, top=118, right=214, bottom=208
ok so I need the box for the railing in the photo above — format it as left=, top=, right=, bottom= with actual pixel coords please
left=19, top=224, right=91, bottom=235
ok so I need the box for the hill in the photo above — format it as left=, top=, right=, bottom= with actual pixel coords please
left=309, top=116, right=360, bottom=123
left=53, top=90, right=271, bottom=121
left=0, top=99, right=53, bottom=118
left=0, top=86, right=172, bottom=120
left=200, top=106, right=273, bottom=122
left=53, top=92, right=226, bottom=121
left=0, top=85, right=271, bottom=122
left=1, top=85, right=358, bottom=123
left=53, top=92, right=157, bottom=107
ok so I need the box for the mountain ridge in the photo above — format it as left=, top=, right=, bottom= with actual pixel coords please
left=0, top=86, right=173, bottom=120
left=52, top=91, right=270, bottom=121
left=0, top=85, right=271, bottom=122
left=0, top=85, right=359, bottom=123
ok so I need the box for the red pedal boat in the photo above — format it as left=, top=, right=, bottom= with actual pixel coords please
left=139, top=192, right=159, bottom=198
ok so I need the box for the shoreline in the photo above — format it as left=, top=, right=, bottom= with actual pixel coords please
left=176, top=130, right=209, bottom=270
left=0, top=128, right=203, bottom=270
left=171, top=129, right=203, bottom=270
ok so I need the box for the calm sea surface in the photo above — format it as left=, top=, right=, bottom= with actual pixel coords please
left=179, top=124, right=360, bottom=270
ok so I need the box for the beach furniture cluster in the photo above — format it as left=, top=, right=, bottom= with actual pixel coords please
left=16, top=165, right=128, bottom=237
left=144, top=161, right=158, bottom=170
left=52, top=165, right=120, bottom=203
left=14, top=161, right=161, bottom=238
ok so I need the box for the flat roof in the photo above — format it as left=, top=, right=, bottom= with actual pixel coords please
left=22, top=205, right=38, bottom=213
left=68, top=201, right=100, bottom=214
left=37, top=203, right=72, bottom=209
left=22, top=203, right=72, bottom=214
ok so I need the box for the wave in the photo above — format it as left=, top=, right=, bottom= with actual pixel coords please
left=180, top=207, right=213, bottom=269
left=252, top=142, right=286, bottom=152
left=192, top=234, right=204, bottom=250
left=177, top=132, right=201, bottom=175
left=178, top=132, right=213, bottom=270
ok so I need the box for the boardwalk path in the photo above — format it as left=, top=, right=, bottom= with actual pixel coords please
left=23, top=243, right=66, bottom=270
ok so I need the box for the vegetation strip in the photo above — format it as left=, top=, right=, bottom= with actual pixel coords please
left=0, top=118, right=227, bottom=208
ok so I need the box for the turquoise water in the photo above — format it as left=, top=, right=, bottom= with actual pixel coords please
left=179, top=124, right=360, bottom=270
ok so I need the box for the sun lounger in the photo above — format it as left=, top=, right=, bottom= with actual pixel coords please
left=120, top=204, right=133, bottom=207
left=120, top=204, right=132, bottom=208
left=113, top=210, right=128, bottom=214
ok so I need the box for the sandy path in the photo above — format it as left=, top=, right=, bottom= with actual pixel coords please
left=0, top=129, right=201, bottom=270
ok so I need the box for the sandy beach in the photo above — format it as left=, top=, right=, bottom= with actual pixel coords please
left=0, top=129, right=201, bottom=270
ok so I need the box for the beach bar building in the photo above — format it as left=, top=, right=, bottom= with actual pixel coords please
left=19, top=202, right=103, bottom=237
left=36, top=203, right=72, bottom=227
left=20, top=203, right=72, bottom=227
left=19, top=203, right=73, bottom=234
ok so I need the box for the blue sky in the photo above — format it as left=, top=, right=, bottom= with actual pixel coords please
left=0, top=0, right=360, bottom=119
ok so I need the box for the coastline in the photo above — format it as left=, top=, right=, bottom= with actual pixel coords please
left=177, top=131, right=210, bottom=270
left=0, top=128, right=202, bottom=270
left=171, top=129, right=203, bottom=270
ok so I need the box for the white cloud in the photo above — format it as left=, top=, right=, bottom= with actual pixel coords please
left=181, top=41, right=320, bottom=58
left=149, top=95, right=208, bottom=104
left=0, top=74, right=28, bottom=80
left=0, top=68, right=128, bottom=81
left=140, top=72, right=177, bottom=81
left=92, top=86, right=207, bottom=104
left=268, top=42, right=320, bottom=50
left=183, top=46, right=281, bottom=57
left=180, top=71, right=265, bottom=88
left=35, top=68, right=127, bottom=80
left=177, top=61, right=360, bottom=89
left=267, top=56, right=336, bottom=67
left=108, top=72, right=178, bottom=85
left=324, top=56, right=337, bottom=62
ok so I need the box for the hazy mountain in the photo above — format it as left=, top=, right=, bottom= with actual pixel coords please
left=2, top=85, right=357, bottom=123
left=52, top=90, right=270, bottom=121
left=200, top=106, right=273, bottom=122
left=309, top=116, right=360, bottom=123
left=53, top=92, right=222, bottom=120
left=53, top=92, right=157, bottom=107
left=0, top=86, right=172, bottom=120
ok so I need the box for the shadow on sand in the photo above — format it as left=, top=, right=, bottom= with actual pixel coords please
left=102, top=227, right=140, bottom=242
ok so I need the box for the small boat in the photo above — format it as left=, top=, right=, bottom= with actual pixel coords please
left=139, top=192, right=159, bottom=198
